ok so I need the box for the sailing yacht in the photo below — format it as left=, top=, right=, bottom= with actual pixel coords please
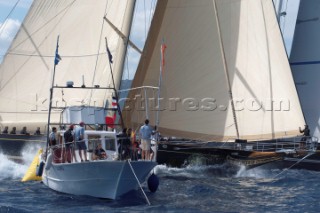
left=1, top=0, right=158, bottom=199
left=288, top=0, right=320, bottom=170
left=123, top=0, right=318, bottom=168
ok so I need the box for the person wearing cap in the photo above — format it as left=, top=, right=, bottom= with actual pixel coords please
left=64, top=124, right=77, bottom=163
left=49, top=127, right=57, bottom=146
left=75, top=121, right=88, bottom=162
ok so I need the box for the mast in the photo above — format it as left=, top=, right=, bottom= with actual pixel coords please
left=103, top=0, right=136, bottom=129
left=213, top=0, right=240, bottom=139
left=45, top=35, right=60, bottom=160
left=276, top=0, right=284, bottom=23
left=111, top=0, right=137, bottom=90
left=105, top=37, right=125, bottom=129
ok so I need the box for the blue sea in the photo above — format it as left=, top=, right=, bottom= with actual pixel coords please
left=1, top=148, right=320, bottom=213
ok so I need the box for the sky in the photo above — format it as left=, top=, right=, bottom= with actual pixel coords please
left=0, top=0, right=33, bottom=62
left=0, top=0, right=299, bottom=70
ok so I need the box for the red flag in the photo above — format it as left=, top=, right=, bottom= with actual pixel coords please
left=106, top=97, right=117, bottom=128
left=105, top=116, right=114, bottom=129
left=161, top=41, right=167, bottom=69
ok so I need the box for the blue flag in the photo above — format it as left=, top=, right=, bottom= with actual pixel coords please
left=54, top=52, right=61, bottom=65
left=107, top=47, right=113, bottom=64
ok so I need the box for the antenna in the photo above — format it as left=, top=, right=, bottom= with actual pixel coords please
left=81, top=75, right=86, bottom=88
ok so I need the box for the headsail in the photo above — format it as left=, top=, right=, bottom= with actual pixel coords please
left=124, top=0, right=305, bottom=142
left=0, top=0, right=135, bottom=131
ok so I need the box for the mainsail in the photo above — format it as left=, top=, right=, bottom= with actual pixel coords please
left=124, top=0, right=305, bottom=142
left=0, top=0, right=135, bottom=131
left=290, top=0, right=320, bottom=139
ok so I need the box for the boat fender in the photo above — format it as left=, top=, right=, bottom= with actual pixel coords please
left=36, top=161, right=45, bottom=177
left=147, top=173, right=159, bottom=193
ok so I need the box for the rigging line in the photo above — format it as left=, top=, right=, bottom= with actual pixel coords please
left=0, top=93, right=43, bottom=106
left=134, top=0, right=150, bottom=83
left=96, top=0, right=114, bottom=108
left=281, top=0, right=289, bottom=34
left=271, top=151, right=315, bottom=182
left=127, top=159, right=151, bottom=205
left=21, top=24, right=50, bottom=70
left=10, top=0, right=77, bottom=52
left=1, top=3, right=77, bottom=93
left=118, top=45, right=130, bottom=93
left=153, top=88, right=157, bottom=124
left=149, top=0, right=157, bottom=27
left=90, top=0, right=109, bottom=95
left=3, top=52, right=106, bottom=58
left=125, top=1, right=156, bottom=127
left=0, top=2, right=77, bottom=92
left=148, top=0, right=153, bottom=24
left=100, top=1, right=130, bottom=106
left=261, top=1, right=275, bottom=138
left=115, top=1, right=138, bottom=94
left=213, top=0, right=239, bottom=139
left=0, top=0, right=21, bottom=36
left=144, top=0, right=147, bottom=41
left=0, top=111, right=60, bottom=114
left=125, top=48, right=130, bottom=80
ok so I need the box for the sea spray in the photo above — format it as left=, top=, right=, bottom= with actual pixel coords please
left=235, top=165, right=284, bottom=179
left=0, top=153, right=29, bottom=180
left=0, top=146, right=40, bottom=180
left=154, top=163, right=244, bottom=180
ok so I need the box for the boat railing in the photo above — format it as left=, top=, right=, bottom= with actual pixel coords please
left=162, top=135, right=318, bottom=154
left=48, top=138, right=118, bottom=164
left=219, top=138, right=238, bottom=148
left=238, top=136, right=318, bottom=153
left=47, top=136, right=152, bottom=163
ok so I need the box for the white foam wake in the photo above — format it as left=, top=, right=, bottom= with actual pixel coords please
left=0, top=146, right=40, bottom=180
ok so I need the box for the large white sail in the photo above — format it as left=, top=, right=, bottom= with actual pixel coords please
left=0, top=0, right=135, bottom=131
left=124, top=0, right=305, bottom=142
left=290, top=0, right=320, bottom=139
